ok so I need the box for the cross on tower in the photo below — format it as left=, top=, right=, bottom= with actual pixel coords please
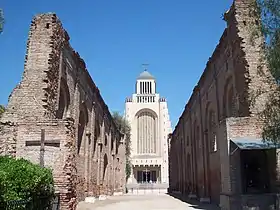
left=142, top=63, right=149, bottom=71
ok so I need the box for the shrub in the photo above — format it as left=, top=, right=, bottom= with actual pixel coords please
left=0, top=156, right=55, bottom=207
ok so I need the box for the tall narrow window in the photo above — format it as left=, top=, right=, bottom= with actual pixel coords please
left=209, top=110, right=217, bottom=152
left=137, top=110, right=157, bottom=154
left=57, top=79, right=70, bottom=119
left=77, top=105, right=88, bottom=155
left=145, top=82, right=147, bottom=94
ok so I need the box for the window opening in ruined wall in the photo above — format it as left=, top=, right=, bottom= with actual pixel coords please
left=77, top=104, right=88, bottom=155
left=57, top=79, right=70, bottom=119
left=93, top=120, right=100, bottom=157
left=223, top=76, right=235, bottom=118
left=111, top=133, right=114, bottom=151
left=116, top=135, right=119, bottom=155
left=227, top=87, right=234, bottom=117
left=105, top=135, right=108, bottom=146
left=103, top=154, right=108, bottom=182
left=209, top=110, right=217, bottom=152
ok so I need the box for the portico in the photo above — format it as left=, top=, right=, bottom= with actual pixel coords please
left=133, top=165, right=161, bottom=183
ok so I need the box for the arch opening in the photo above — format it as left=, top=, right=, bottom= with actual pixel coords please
left=103, top=154, right=108, bottom=181
left=77, top=103, right=88, bottom=155
left=223, top=76, right=235, bottom=118
left=57, top=78, right=70, bottom=119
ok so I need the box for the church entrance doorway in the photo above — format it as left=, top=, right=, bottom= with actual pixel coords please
left=143, top=170, right=151, bottom=183
left=136, top=168, right=157, bottom=183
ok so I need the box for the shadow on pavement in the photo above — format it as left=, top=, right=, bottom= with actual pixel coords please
left=167, top=193, right=220, bottom=210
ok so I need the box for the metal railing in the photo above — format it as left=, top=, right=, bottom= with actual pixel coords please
left=0, top=193, right=60, bottom=210
left=126, top=183, right=169, bottom=189
left=126, top=183, right=169, bottom=195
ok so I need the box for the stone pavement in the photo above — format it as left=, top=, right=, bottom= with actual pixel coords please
left=77, top=194, right=220, bottom=210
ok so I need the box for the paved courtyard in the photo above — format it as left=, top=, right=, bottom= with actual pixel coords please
left=77, top=194, right=219, bottom=210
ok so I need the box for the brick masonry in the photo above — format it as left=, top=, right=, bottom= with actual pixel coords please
left=0, top=13, right=126, bottom=210
left=169, top=0, right=278, bottom=209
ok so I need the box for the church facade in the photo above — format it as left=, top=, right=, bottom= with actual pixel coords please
left=125, top=70, right=172, bottom=185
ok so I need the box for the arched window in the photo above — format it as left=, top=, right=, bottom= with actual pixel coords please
left=57, top=79, right=70, bottom=119
left=94, top=120, right=100, bottom=156
left=227, top=86, right=234, bottom=117
left=209, top=110, right=217, bottom=152
left=223, top=76, right=235, bottom=118
left=111, top=133, right=114, bottom=151
left=103, top=154, right=108, bottom=181
left=105, top=135, right=108, bottom=146
left=136, top=109, right=157, bottom=154
left=77, top=104, right=88, bottom=155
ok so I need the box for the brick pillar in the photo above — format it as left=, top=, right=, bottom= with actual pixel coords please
left=189, top=113, right=197, bottom=197
left=84, top=131, right=90, bottom=196
left=88, top=103, right=96, bottom=196
left=177, top=140, right=181, bottom=192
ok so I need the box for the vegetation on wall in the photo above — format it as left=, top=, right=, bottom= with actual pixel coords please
left=251, top=0, right=280, bottom=143
left=112, top=111, right=132, bottom=181
left=0, top=105, right=5, bottom=118
left=0, top=156, right=55, bottom=207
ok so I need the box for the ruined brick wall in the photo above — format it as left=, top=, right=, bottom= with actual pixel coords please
left=0, top=13, right=126, bottom=209
left=15, top=120, right=77, bottom=209
left=218, top=117, right=264, bottom=196
left=218, top=117, right=277, bottom=210
left=169, top=0, right=274, bottom=207
left=225, top=117, right=264, bottom=139
left=1, top=14, right=65, bottom=123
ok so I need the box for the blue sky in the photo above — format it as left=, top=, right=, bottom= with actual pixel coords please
left=1, top=0, right=232, bottom=128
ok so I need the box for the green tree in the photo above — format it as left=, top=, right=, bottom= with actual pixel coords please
left=0, top=9, right=4, bottom=34
left=0, top=105, right=5, bottom=118
left=112, top=111, right=132, bottom=181
left=0, top=156, right=55, bottom=208
left=253, top=0, right=280, bottom=143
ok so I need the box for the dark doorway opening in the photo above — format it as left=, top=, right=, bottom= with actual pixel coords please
left=241, top=149, right=271, bottom=194
left=136, top=169, right=158, bottom=183
left=143, top=171, right=151, bottom=183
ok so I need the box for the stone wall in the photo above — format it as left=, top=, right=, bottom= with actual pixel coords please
left=169, top=0, right=276, bottom=209
left=0, top=13, right=126, bottom=209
